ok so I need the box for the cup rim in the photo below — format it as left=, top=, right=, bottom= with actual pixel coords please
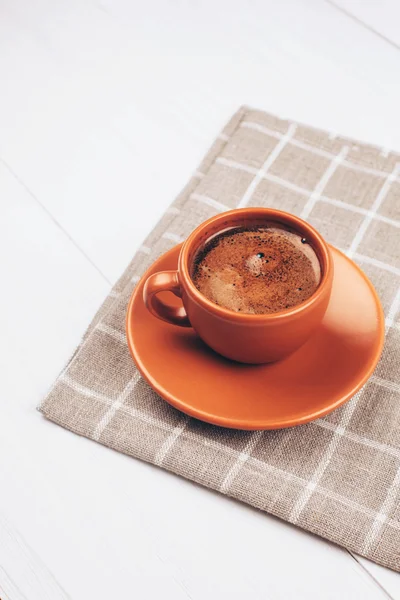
left=179, top=207, right=333, bottom=323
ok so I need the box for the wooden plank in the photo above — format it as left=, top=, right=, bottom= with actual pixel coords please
left=327, top=0, right=400, bottom=49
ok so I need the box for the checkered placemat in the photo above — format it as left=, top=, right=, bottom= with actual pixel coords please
left=40, top=107, right=400, bottom=571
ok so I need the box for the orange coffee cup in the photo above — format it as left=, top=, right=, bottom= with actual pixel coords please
left=143, top=208, right=333, bottom=363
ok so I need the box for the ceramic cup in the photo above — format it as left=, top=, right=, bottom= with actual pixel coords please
left=143, top=208, right=333, bottom=363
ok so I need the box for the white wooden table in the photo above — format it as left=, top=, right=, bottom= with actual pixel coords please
left=1, top=1, right=400, bottom=598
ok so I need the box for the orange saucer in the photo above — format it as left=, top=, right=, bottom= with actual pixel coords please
left=126, top=244, right=384, bottom=430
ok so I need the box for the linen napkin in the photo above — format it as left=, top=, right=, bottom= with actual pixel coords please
left=40, top=106, right=400, bottom=571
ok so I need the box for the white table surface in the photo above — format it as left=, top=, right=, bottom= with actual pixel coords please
left=1, top=1, right=400, bottom=598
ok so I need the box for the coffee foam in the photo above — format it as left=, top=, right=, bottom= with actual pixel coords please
left=192, top=225, right=321, bottom=315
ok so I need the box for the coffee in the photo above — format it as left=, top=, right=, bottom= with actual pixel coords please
left=192, top=223, right=321, bottom=314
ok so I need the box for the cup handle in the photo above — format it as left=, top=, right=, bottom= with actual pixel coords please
left=143, top=271, right=191, bottom=327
